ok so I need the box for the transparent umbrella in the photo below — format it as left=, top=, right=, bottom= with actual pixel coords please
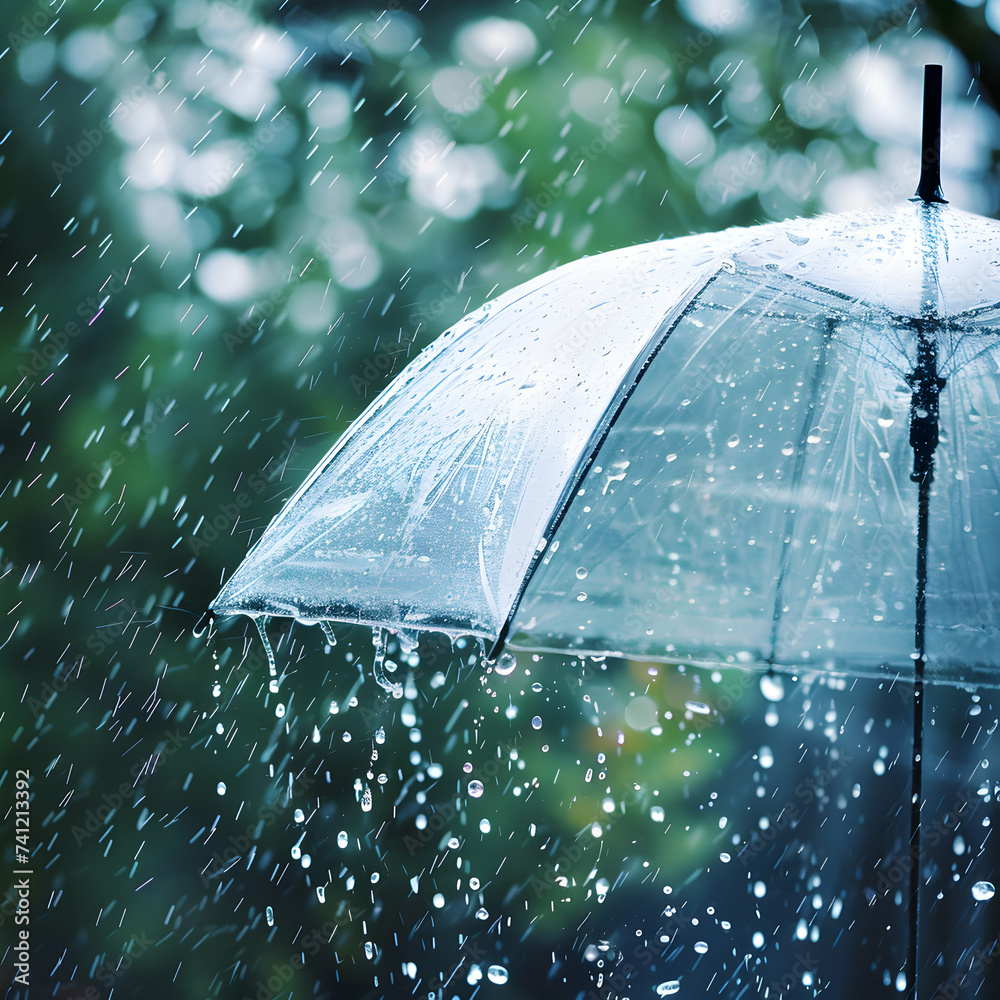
left=208, top=68, right=999, bottom=997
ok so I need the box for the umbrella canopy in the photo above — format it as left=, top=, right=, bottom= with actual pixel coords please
left=210, top=198, right=1000, bottom=687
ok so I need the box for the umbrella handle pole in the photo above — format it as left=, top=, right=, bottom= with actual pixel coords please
left=913, top=64, right=947, bottom=205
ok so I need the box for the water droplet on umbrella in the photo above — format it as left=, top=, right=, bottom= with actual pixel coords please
left=479, top=818, right=491, bottom=833
left=758, top=746, right=774, bottom=768
left=468, top=779, right=484, bottom=797
left=531, top=716, right=542, bottom=729
left=432, top=892, right=445, bottom=908
left=487, top=965, right=509, bottom=984
left=320, top=621, right=337, bottom=647
left=254, top=616, right=277, bottom=676
left=878, top=404, right=895, bottom=428
left=337, top=831, right=348, bottom=848
left=294, top=808, right=305, bottom=823
left=972, top=880, right=995, bottom=901
left=726, top=434, right=739, bottom=448
left=265, top=905, right=274, bottom=927
left=650, top=805, right=665, bottom=822
left=781, top=442, right=794, bottom=456
left=476, top=907, right=489, bottom=919
left=463, top=762, right=474, bottom=773
left=217, top=781, right=226, bottom=795
left=655, top=982, right=680, bottom=996
left=694, top=941, right=708, bottom=954
left=575, top=566, right=589, bottom=580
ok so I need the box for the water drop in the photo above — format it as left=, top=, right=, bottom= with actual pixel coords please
left=463, top=762, right=474, bottom=773
left=780, top=442, right=794, bottom=456
left=432, top=892, right=445, bottom=908
left=758, top=746, right=774, bottom=769
left=337, top=831, right=348, bottom=848
left=495, top=652, right=517, bottom=676
left=685, top=700, right=711, bottom=715
left=468, top=779, right=485, bottom=798
left=361, top=785, right=372, bottom=812
left=320, top=621, right=338, bottom=647
left=275, top=703, right=285, bottom=718
left=254, top=616, right=276, bottom=677
left=650, top=805, right=665, bottom=822
left=727, top=434, right=739, bottom=448
left=476, top=907, right=489, bottom=920
left=487, top=965, right=509, bottom=985
left=294, top=808, right=305, bottom=823
left=531, top=716, right=542, bottom=729
left=877, top=404, right=895, bottom=429
left=575, top=566, right=589, bottom=580
left=760, top=674, right=785, bottom=702
left=212, top=682, right=221, bottom=697
left=216, top=781, right=226, bottom=795
left=375, top=726, right=386, bottom=744
left=265, top=905, right=274, bottom=927
left=972, top=880, right=995, bottom=901
left=694, top=941, right=708, bottom=954
left=655, top=982, right=680, bottom=996
left=479, top=818, right=491, bottom=833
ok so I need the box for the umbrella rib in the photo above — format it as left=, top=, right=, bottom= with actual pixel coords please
left=486, top=266, right=727, bottom=659
left=767, top=316, right=837, bottom=665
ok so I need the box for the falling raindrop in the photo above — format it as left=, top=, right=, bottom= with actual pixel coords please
left=531, top=716, right=542, bottom=729
left=575, top=566, right=589, bottom=580
left=468, top=779, right=485, bottom=798
left=877, top=404, right=895, bottom=428
left=655, top=982, right=680, bottom=996
left=760, top=674, right=785, bottom=701
left=476, top=907, right=489, bottom=920
left=337, top=831, right=349, bottom=849
left=487, top=965, right=509, bottom=985
left=495, top=652, right=517, bottom=676
left=217, top=781, right=226, bottom=795
left=694, top=941, right=708, bottom=954
left=727, top=434, right=740, bottom=448
left=265, top=905, right=274, bottom=927
left=972, top=880, right=995, bottom=901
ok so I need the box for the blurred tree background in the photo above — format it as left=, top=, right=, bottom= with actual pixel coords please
left=2, top=1, right=1000, bottom=999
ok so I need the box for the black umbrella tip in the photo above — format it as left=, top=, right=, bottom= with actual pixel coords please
left=912, top=64, right=948, bottom=204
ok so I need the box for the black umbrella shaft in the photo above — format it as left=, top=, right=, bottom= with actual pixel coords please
left=906, top=319, right=944, bottom=999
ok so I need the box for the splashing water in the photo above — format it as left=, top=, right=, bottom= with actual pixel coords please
left=320, top=620, right=338, bottom=647
left=254, top=616, right=277, bottom=676
left=371, top=626, right=402, bottom=695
